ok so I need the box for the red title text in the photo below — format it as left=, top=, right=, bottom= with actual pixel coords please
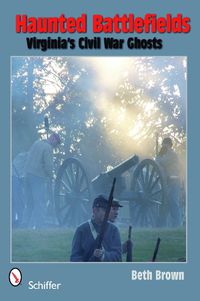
left=16, top=13, right=191, bottom=34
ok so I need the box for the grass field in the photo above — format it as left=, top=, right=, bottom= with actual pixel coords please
left=12, top=227, right=186, bottom=262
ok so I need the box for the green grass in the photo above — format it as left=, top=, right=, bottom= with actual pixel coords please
left=12, top=227, right=186, bottom=262
left=121, top=228, right=186, bottom=262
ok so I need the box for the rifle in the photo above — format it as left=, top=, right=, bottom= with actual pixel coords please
left=126, top=225, right=133, bottom=262
left=44, top=115, right=49, bottom=139
left=85, top=177, right=116, bottom=262
left=152, top=237, right=161, bottom=262
left=155, top=132, right=159, bottom=157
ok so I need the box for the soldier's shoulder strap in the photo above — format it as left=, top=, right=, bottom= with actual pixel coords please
left=88, top=220, right=98, bottom=240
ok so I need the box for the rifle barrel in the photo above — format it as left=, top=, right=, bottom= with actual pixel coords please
left=128, top=225, right=132, bottom=240
left=44, top=116, right=49, bottom=138
left=152, top=238, right=161, bottom=262
left=126, top=225, right=132, bottom=262
left=96, top=177, right=116, bottom=249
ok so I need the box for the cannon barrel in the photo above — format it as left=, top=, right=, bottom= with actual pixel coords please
left=105, top=155, right=139, bottom=177
left=91, top=155, right=139, bottom=195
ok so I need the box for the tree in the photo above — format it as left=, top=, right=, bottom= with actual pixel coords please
left=12, top=56, right=186, bottom=177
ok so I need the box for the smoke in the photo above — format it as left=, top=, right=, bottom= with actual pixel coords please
left=12, top=56, right=187, bottom=231
left=75, top=57, right=165, bottom=160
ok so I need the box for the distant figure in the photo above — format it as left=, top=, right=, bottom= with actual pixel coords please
left=109, top=200, right=133, bottom=258
left=156, top=137, right=182, bottom=227
left=24, top=133, right=61, bottom=229
left=70, top=195, right=122, bottom=262
left=108, top=199, right=123, bottom=223
left=12, top=152, right=28, bottom=228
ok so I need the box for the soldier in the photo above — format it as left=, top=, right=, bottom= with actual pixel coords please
left=12, top=152, right=28, bottom=228
left=109, top=200, right=133, bottom=258
left=70, top=195, right=122, bottom=262
left=108, top=199, right=122, bottom=223
left=156, top=137, right=182, bottom=227
left=23, top=132, right=61, bottom=229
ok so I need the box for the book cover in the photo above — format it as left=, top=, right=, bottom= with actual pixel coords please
left=0, top=0, right=199, bottom=300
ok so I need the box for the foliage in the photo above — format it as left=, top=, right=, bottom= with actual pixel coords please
left=12, top=56, right=187, bottom=175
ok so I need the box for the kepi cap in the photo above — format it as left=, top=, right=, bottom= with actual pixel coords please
left=93, top=195, right=108, bottom=209
left=93, top=195, right=123, bottom=208
left=112, top=199, right=123, bottom=208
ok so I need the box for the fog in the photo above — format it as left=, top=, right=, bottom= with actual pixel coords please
left=12, top=56, right=186, bottom=229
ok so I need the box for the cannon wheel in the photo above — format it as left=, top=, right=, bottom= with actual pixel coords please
left=54, top=158, right=91, bottom=227
left=130, top=159, right=167, bottom=227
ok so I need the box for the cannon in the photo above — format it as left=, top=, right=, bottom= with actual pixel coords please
left=91, top=155, right=139, bottom=195
left=54, top=154, right=167, bottom=228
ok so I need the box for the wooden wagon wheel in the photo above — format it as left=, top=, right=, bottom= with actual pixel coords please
left=130, top=159, right=167, bottom=227
left=54, top=158, right=91, bottom=227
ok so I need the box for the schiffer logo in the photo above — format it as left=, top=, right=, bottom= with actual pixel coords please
left=9, top=268, right=22, bottom=286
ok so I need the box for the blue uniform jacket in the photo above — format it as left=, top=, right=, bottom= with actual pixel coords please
left=70, top=220, right=122, bottom=262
